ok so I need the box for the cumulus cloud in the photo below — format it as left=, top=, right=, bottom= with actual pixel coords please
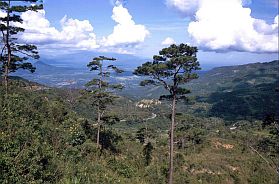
left=59, top=15, right=99, bottom=50
left=17, top=10, right=60, bottom=44
left=166, top=0, right=200, bottom=17
left=18, top=10, right=99, bottom=50
left=161, top=37, right=176, bottom=45
left=101, top=4, right=149, bottom=47
left=0, top=9, right=99, bottom=51
left=1, top=3, right=150, bottom=54
left=167, top=0, right=279, bottom=53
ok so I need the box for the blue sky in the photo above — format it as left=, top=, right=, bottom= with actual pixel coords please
left=11, top=0, right=279, bottom=68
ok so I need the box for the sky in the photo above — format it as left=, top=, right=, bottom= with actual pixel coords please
left=2, top=0, right=279, bottom=68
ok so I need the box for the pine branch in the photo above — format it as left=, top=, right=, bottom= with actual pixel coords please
left=152, top=73, right=171, bottom=93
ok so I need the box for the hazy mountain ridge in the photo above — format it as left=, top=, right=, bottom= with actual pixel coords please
left=40, top=51, right=148, bottom=70
left=192, top=60, right=279, bottom=120
left=14, top=60, right=279, bottom=99
left=13, top=60, right=279, bottom=121
left=190, top=60, right=279, bottom=96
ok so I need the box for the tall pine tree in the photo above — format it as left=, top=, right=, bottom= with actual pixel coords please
left=134, top=43, right=200, bottom=184
left=0, top=0, right=43, bottom=93
left=84, top=56, right=124, bottom=148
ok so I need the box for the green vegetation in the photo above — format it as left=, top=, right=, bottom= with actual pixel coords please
left=192, top=60, right=279, bottom=121
left=0, top=68, right=278, bottom=183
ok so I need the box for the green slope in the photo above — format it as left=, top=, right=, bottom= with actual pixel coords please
left=192, top=60, right=279, bottom=120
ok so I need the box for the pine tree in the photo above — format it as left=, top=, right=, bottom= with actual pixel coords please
left=134, top=43, right=200, bottom=184
left=85, top=56, right=124, bottom=148
left=0, top=0, right=43, bottom=93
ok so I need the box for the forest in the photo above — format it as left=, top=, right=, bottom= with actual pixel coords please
left=0, top=0, right=279, bottom=184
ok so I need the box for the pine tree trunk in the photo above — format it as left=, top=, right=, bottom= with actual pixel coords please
left=4, top=0, right=11, bottom=96
left=96, top=61, right=103, bottom=148
left=5, top=45, right=11, bottom=95
left=4, top=66, right=8, bottom=95
left=145, top=120, right=148, bottom=143
left=97, top=106, right=101, bottom=148
left=168, top=95, right=176, bottom=184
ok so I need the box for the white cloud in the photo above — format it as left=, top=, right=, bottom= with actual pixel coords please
left=59, top=15, right=99, bottom=50
left=101, top=4, right=150, bottom=47
left=167, top=0, right=279, bottom=53
left=161, top=37, right=176, bottom=45
left=5, top=10, right=99, bottom=51
left=166, top=0, right=200, bottom=17
left=18, top=10, right=60, bottom=44
left=1, top=4, right=149, bottom=55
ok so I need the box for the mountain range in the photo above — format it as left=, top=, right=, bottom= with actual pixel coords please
left=14, top=59, right=279, bottom=121
left=40, top=51, right=148, bottom=70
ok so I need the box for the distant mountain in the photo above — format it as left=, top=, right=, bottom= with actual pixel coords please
left=15, top=60, right=139, bottom=88
left=41, top=51, right=148, bottom=71
left=13, top=60, right=279, bottom=120
left=14, top=61, right=92, bottom=88
left=189, top=60, right=279, bottom=96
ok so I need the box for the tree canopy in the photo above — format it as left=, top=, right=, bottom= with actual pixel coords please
left=134, top=43, right=200, bottom=100
left=0, top=0, right=43, bottom=90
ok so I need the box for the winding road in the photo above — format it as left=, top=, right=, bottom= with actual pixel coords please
left=144, top=113, right=157, bottom=121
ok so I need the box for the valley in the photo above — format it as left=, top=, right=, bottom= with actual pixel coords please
left=1, top=60, right=278, bottom=184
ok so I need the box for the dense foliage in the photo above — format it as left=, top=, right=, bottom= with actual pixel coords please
left=0, top=77, right=278, bottom=184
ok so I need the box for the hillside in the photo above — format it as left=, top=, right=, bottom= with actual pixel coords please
left=1, top=75, right=278, bottom=184
left=192, top=60, right=279, bottom=120
left=190, top=60, right=279, bottom=95
left=1, top=60, right=279, bottom=184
